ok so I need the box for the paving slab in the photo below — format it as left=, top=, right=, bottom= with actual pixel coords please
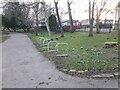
left=92, top=74, right=114, bottom=78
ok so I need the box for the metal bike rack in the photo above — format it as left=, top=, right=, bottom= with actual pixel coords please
left=38, top=37, right=46, bottom=48
left=43, top=39, right=51, bottom=49
left=55, top=43, right=68, bottom=57
left=48, top=41, right=58, bottom=52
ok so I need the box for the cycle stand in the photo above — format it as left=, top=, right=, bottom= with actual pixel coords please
left=55, top=43, right=68, bottom=57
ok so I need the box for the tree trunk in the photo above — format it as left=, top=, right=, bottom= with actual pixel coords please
left=35, top=3, right=39, bottom=36
left=118, top=18, right=120, bottom=35
left=88, top=0, right=92, bottom=37
left=67, top=1, right=74, bottom=33
left=96, top=16, right=100, bottom=33
left=109, top=28, right=111, bottom=33
left=54, top=2, right=64, bottom=37
left=89, top=20, right=94, bottom=37
left=88, top=0, right=94, bottom=37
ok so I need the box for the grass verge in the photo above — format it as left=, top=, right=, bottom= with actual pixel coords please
left=27, top=31, right=119, bottom=77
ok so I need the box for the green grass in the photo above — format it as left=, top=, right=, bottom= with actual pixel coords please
left=27, top=31, right=119, bottom=76
left=0, top=35, right=10, bottom=43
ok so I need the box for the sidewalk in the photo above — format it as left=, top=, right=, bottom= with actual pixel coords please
left=2, top=32, right=118, bottom=88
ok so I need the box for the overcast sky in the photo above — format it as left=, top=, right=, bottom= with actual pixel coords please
left=45, top=0, right=119, bottom=21
left=0, top=0, right=119, bottom=21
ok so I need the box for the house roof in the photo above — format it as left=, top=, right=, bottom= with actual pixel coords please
left=80, top=19, right=89, bottom=23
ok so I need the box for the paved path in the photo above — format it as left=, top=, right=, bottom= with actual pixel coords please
left=2, top=33, right=118, bottom=88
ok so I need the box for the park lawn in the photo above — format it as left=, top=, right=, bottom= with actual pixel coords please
left=28, top=31, right=119, bottom=76
left=0, top=35, right=10, bottom=43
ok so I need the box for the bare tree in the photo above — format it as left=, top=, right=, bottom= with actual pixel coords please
left=23, top=1, right=41, bottom=35
left=88, top=0, right=95, bottom=37
left=95, top=0, right=115, bottom=33
left=58, top=8, right=67, bottom=21
left=26, top=0, right=54, bottom=37
left=29, top=1, right=41, bottom=36
left=54, top=0, right=64, bottom=37
left=118, top=1, right=120, bottom=32
left=34, top=2, right=39, bottom=35
left=67, top=0, right=74, bottom=33
left=18, top=3, right=32, bottom=31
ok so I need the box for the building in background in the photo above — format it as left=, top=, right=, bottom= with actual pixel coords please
left=62, top=20, right=81, bottom=31
left=80, top=19, right=96, bottom=28
left=99, top=19, right=113, bottom=29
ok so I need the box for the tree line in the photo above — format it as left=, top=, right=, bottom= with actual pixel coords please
left=2, top=0, right=74, bottom=38
left=88, top=0, right=116, bottom=37
left=1, top=0, right=118, bottom=38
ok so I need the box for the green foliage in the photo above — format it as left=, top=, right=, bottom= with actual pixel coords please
left=2, top=2, right=20, bottom=30
left=2, top=2, right=32, bottom=31
left=48, top=15, right=58, bottom=32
